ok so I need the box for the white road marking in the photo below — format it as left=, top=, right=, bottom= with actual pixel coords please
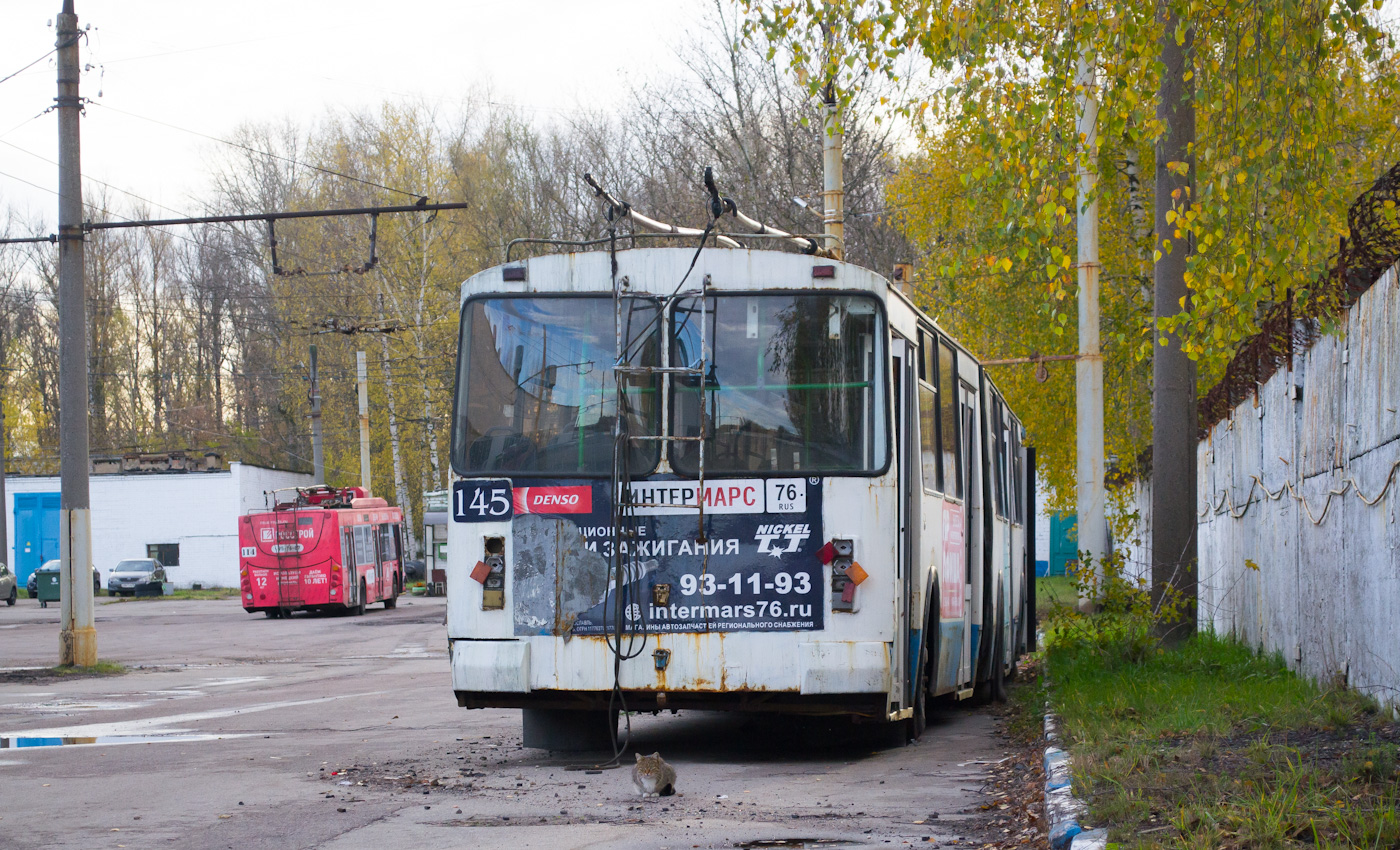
left=1, top=690, right=390, bottom=739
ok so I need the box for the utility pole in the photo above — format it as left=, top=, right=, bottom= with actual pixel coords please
left=377, top=295, right=417, bottom=558
left=1151, top=0, right=1198, bottom=643
left=820, top=16, right=844, bottom=260
left=309, top=344, right=324, bottom=483
left=56, top=0, right=96, bottom=666
left=821, top=84, right=844, bottom=260
left=356, top=351, right=371, bottom=495
left=1074, top=47, right=1108, bottom=604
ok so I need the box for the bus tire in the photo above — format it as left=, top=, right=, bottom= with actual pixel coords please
left=384, top=590, right=397, bottom=610
left=355, top=581, right=367, bottom=616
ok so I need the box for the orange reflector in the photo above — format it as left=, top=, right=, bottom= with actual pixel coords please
left=845, top=561, right=869, bottom=586
left=469, top=561, right=491, bottom=584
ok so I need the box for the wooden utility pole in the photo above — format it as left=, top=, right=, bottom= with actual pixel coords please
left=1151, top=1, right=1198, bottom=642
left=56, top=0, right=96, bottom=666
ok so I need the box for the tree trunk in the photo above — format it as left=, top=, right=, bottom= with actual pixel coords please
left=1151, top=0, right=1198, bottom=644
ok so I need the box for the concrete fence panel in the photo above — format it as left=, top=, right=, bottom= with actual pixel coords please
left=1195, top=263, right=1400, bottom=710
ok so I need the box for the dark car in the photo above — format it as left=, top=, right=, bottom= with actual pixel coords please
left=27, top=559, right=101, bottom=598
left=107, top=558, right=166, bottom=596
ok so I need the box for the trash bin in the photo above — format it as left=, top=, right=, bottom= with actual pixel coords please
left=36, top=570, right=61, bottom=608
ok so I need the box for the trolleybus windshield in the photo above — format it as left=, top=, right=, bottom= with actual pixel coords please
left=452, top=296, right=661, bottom=476
left=670, top=293, right=886, bottom=476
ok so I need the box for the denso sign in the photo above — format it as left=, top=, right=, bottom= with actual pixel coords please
left=512, top=485, right=593, bottom=515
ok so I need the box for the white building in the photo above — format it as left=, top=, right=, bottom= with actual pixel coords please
left=6, top=460, right=314, bottom=590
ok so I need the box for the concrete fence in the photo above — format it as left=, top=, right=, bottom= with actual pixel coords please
left=1194, top=261, right=1400, bottom=709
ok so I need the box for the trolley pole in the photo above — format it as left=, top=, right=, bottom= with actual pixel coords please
left=1074, top=46, right=1108, bottom=604
left=56, top=0, right=97, bottom=666
left=309, top=345, right=325, bottom=483
left=356, top=351, right=371, bottom=495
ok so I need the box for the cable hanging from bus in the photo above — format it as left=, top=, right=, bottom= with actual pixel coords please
left=445, top=170, right=1034, bottom=749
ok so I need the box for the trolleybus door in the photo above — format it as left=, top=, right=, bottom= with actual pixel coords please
left=342, top=528, right=358, bottom=608
left=891, top=336, right=917, bottom=707
left=958, top=382, right=978, bottom=686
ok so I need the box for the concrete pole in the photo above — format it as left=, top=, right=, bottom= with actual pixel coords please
left=356, top=350, right=371, bottom=496
left=309, top=344, right=325, bottom=483
left=56, top=0, right=96, bottom=666
left=1074, top=47, right=1108, bottom=604
left=821, top=86, right=845, bottom=260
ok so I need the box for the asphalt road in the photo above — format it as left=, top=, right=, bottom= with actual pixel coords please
left=0, top=595, right=1010, bottom=849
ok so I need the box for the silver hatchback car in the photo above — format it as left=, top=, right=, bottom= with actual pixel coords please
left=0, top=562, right=15, bottom=606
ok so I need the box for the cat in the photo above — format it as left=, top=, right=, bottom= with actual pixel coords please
left=631, top=751, right=677, bottom=797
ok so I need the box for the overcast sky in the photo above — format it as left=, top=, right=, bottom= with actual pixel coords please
left=0, top=0, right=705, bottom=227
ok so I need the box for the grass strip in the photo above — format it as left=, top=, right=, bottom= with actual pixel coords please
left=107, top=587, right=237, bottom=601
left=1048, top=633, right=1399, bottom=849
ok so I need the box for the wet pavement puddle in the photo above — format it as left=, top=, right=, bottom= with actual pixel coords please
left=1, top=732, right=247, bottom=749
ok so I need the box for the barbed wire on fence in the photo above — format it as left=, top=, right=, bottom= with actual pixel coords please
left=1198, top=160, right=1400, bottom=435
left=1200, top=455, right=1400, bottom=525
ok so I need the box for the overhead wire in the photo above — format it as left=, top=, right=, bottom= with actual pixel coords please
left=0, top=47, right=58, bottom=88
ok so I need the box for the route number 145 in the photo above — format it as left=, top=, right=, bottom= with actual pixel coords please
left=452, top=479, right=514, bottom=523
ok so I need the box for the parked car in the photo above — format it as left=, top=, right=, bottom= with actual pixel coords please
left=0, top=562, right=15, bottom=606
left=27, top=559, right=100, bottom=599
left=107, top=559, right=166, bottom=596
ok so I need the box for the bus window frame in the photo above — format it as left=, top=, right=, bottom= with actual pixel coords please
left=449, top=292, right=664, bottom=479
left=937, top=336, right=964, bottom=501
left=917, top=329, right=941, bottom=497
left=664, top=289, right=893, bottom=480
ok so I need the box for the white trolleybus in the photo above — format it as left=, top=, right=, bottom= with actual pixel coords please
left=447, top=208, right=1034, bottom=747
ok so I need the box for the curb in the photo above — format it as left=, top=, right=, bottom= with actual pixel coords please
left=1044, top=714, right=1107, bottom=850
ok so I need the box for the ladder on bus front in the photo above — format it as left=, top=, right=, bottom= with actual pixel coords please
left=603, top=179, right=717, bottom=580
left=592, top=171, right=720, bottom=762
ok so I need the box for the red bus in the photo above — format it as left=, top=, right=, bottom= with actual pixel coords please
left=239, top=486, right=405, bottom=617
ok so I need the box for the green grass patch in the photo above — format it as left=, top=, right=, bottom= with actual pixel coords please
left=49, top=660, right=126, bottom=676
left=109, top=587, right=237, bottom=601
left=1036, top=574, right=1076, bottom=619
left=1051, top=632, right=1400, bottom=848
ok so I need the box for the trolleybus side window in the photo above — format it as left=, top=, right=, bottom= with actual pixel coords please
left=917, top=331, right=940, bottom=494
left=991, top=395, right=1008, bottom=519
left=669, top=293, right=887, bottom=476
left=452, top=296, right=661, bottom=476
left=937, top=338, right=962, bottom=498
left=1011, top=424, right=1025, bottom=524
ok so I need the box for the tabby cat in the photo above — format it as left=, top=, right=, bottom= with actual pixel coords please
left=631, top=752, right=677, bottom=797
